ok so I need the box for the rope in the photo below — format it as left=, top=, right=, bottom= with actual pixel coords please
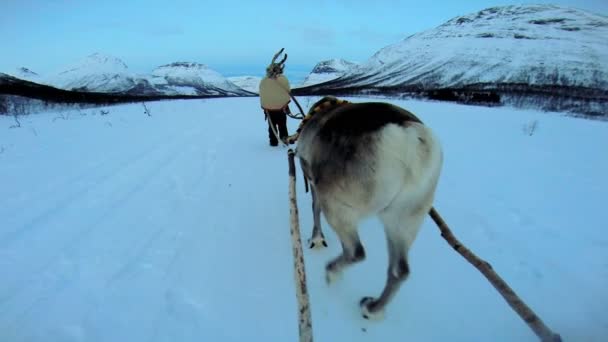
left=270, top=77, right=306, bottom=120
left=286, top=110, right=305, bottom=120
left=287, top=149, right=314, bottom=342
left=287, top=93, right=306, bottom=120
left=429, top=207, right=562, bottom=342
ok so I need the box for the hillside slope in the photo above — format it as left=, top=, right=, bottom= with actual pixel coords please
left=298, top=59, right=357, bottom=87
left=297, top=5, right=608, bottom=117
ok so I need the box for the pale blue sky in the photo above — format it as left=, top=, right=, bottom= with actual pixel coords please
left=1, top=0, right=607, bottom=80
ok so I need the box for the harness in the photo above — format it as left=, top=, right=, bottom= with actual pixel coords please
left=285, top=96, right=350, bottom=144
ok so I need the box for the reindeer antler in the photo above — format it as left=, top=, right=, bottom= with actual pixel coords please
left=271, top=48, right=285, bottom=64
left=278, top=53, right=288, bottom=66
left=267, top=48, right=288, bottom=77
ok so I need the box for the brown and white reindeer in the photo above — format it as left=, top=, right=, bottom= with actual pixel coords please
left=291, top=96, right=443, bottom=320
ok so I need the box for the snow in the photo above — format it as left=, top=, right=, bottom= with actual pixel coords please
left=7, top=68, right=41, bottom=83
left=1, top=97, right=607, bottom=342
left=298, top=72, right=343, bottom=88
left=345, top=5, right=608, bottom=89
left=161, top=86, right=199, bottom=96
left=12, top=55, right=249, bottom=96
left=41, top=53, right=138, bottom=93
left=227, top=76, right=262, bottom=94
left=150, top=62, right=244, bottom=94
left=298, top=59, right=357, bottom=87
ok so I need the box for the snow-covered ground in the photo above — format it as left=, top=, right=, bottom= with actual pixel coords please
left=1, top=97, right=607, bottom=342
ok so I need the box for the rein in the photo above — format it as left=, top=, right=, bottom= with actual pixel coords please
left=286, top=93, right=306, bottom=120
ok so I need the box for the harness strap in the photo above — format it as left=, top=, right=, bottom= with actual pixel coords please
left=285, top=97, right=350, bottom=144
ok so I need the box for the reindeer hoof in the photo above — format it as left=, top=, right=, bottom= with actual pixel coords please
left=325, top=268, right=342, bottom=285
left=308, top=235, right=328, bottom=249
left=360, top=297, right=385, bottom=321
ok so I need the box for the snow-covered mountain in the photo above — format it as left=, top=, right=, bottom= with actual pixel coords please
left=42, top=53, right=145, bottom=93
left=300, top=5, right=608, bottom=116
left=335, top=5, right=608, bottom=89
left=227, top=76, right=262, bottom=94
left=11, top=67, right=40, bottom=82
left=22, top=54, right=251, bottom=96
left=147, top=62, right=250, bottom=96
left=298, top=59, right=357, bottom=87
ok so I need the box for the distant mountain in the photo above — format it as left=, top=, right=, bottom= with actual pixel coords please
left=1, top=71, right=249, bottom=116
left=12, top=67, right=40, bottom=82
left=297, top=5, right=608, bottom=117
left=21, top=53, right=252, bottom=97
left=148, top=62, right=251, bottom=96
left=298, top=59, right=357, bottom=87
left=227, top=76, right=262, bottom=94
left=41, top=53, right=145, bottom=93
left=0, top=71, right=138, bottom=115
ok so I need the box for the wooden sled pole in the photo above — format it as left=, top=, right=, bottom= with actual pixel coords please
left=287, top=149, right=313, bottom=342
left=429, top=207, right=562, bottom=342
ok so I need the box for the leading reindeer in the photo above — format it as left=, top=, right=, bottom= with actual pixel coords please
left=292, top=96, right=443, bottom=319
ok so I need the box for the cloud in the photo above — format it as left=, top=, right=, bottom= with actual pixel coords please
left=346, top=27, right=406, bottom=44
left=140, top=25, right=185, bottom=37
left=298, top=27, right=336, bottom=46
left=84, top=19, right=185, bottom=37
left=304, top=0, right=403, bottom=8
left=275, top=21, right=336, bottom=47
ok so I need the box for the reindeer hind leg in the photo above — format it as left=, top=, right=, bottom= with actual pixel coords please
left=360, top=205, right=426, bottom=320
left=322, top=202, right=366, bottom=284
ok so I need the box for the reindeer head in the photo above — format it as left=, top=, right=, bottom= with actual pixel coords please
left=266, top=48, right=288, bottom=78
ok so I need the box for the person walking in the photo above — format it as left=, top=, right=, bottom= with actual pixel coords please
left=259, top=48, right=292, bottom=146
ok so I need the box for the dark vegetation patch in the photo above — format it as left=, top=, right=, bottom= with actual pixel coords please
left=293, top=84, right=502, bottom=106
left=587, top=20, right=608, bottom=27
left=514, top=34, right=534, bottom=39
left=293, top=79, right=608, bottom=119
left=426, top=89, right=501, bottom=104
left=0, top=74, right=250, bottom=115
left=455, top=17, right=473, bottom=24
left=560, top=26, right=581, bottom=31
left=529, top=18, right=568, bottom=25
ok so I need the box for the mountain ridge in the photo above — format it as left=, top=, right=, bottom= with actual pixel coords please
left=298, top=59, right=357, bottom=87
left=5, top=53, right=254, bottom=97
left=294, top=4, right=608, bottom=117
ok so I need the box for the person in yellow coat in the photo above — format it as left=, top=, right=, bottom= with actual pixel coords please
left=259, top=48, right=293, bottom=146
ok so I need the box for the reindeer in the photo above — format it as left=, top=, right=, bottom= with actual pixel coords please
left=292, top=96, right=443, bottom=320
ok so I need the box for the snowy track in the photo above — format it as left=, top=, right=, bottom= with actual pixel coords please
left=1, top=97, right=607, bottom=341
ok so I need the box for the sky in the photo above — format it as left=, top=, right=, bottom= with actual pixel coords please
left=1, top=0, right=607, bottom=81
